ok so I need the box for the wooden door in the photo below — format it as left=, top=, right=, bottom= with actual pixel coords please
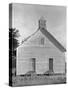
left=32, top=58, right=36, bottom=72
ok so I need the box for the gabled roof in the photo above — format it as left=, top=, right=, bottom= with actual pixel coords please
left=40, top=28, right=66, bottom=52
left=20, top=28, right=66, bottom=52
left=21, top=28, right=39, bottom=44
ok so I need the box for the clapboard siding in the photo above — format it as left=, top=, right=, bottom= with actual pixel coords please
left=17, top=30, right=65, bottom=75
left=17, top=46, right=65, bottom=75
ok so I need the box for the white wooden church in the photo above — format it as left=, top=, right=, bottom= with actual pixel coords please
left=16, top=17, right=66, bottom=75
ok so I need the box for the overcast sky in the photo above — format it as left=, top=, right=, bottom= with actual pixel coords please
left=12, top=3, right=66, bottom=48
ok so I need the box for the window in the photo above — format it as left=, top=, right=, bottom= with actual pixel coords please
left=41, top=37, right=44, bottom=45
left=49, top=58, right=53, bottom=72
left=31, top=58, right=36, bottom=72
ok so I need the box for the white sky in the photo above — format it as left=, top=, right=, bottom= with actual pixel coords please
left=12, top=3, right=66, bottom=48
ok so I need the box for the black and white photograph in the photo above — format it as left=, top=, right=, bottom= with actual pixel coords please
left=9, top=3, right=66, bottom=87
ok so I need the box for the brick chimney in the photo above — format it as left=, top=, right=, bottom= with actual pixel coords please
left=39, top=16, right=46, bottom=29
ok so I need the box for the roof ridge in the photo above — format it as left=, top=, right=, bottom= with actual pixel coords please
left=40, top=28, right=66, bottom=52
left=19, top=27, right=66, bottom=52
left=20, top=28, right=39, bottom=45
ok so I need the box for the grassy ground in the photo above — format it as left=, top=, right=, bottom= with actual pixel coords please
left=12, top=73, right=66, bottom=86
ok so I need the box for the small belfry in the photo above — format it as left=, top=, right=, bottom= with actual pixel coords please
left=39, top=16, right=47, bottom=29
